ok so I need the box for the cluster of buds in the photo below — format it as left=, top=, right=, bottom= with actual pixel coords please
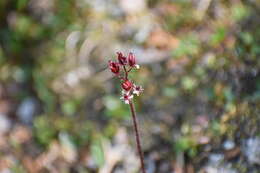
left=108, top=52, right=143, bottom=104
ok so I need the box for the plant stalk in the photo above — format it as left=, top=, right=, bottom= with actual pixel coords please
left=129, top=101, right=146, bottom=173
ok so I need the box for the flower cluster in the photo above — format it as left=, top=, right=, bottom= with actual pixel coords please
left=108, top=52, right=143, bottom=104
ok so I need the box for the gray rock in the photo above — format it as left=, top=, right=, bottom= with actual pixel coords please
left=203, top=153, right=237, bottom=173
left=204, top=165, right=237, bottom=173
left=0, top=114, right=11, bottom=134
left=223, top=140, right=235, bottom=150
left=146, top=157, right=156, bottom=173
left=243, top=137, right=260, bottom=165
left=17, top=97, right=38, bottom=124
left=209, top=153, right=224, bottom=165
left=0, top=168, right=12, bottom=173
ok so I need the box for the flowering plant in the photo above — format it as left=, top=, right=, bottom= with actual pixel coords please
left=108, top=52, right=146, bottom=173
left=108, top=52, right=143, bottom=104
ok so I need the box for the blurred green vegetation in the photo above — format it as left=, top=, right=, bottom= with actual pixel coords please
left=0, top=0, right=260, bottom=172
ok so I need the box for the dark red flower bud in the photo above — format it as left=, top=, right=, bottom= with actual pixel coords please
left=128, top=52, right=136, bottom=67
left=108, top=60, right=120, bottom=74
left=121, top=80, right=133, bottom=91
left=117, top=52, right=127, bottom=65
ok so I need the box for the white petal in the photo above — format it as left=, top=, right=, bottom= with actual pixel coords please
left=133, top=90, right=139, bottom=96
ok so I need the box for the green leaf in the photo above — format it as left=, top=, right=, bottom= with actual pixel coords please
left=210, top=27, right=226, bottom=46
left=240, top=32, right=253, bottom=45
left=16, top=0, right=28, bottom=10
left=163, top=87, right=178, bottom=98
left=181, top=76, right=198, bottom=91
left=103, top=96, right=129, bottom=119
left=175, top=137, right=194, bottom=153
left=173, top=34, right=200, bottom=58
left=34, top=116, right=57, bottom=146
left=62, top=101, right=77, bottom=116
left=91, top=139, right=105, bottom=167
left=231, top=4, right=249, bottom=21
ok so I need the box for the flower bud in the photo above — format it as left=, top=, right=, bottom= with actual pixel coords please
left=108, top=60, right=120, bottom=74
left=117, top=52, right=127, bottom=65
left=121, top=80, right=132, bottom=91
left=128, top=52, right=136, bottom=67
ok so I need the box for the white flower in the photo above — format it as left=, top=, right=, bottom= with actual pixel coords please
left=120, top=92, right=133, bottom=104
left=133, top=85, right=144, bottom=96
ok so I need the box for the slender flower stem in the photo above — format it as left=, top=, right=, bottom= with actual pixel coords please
left=127, top=67, right=133, bottom=73
left=123, top=65, right=128, bottom=80
left=108, top=52, right=145, bottom=171
left=129, top=101, right=146, bottom=173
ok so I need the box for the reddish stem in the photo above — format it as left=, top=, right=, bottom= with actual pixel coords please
left=127, top=67, right=133, bottom=73
left=129, top=101, right=146, bottom=173
left=123, top=65, right=128, bottom=80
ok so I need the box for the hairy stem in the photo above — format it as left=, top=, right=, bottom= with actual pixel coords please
left=129, top=101, right=146, bottom=173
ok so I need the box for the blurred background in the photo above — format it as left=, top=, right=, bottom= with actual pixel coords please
left=0, top=0, right=260, bottom=172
